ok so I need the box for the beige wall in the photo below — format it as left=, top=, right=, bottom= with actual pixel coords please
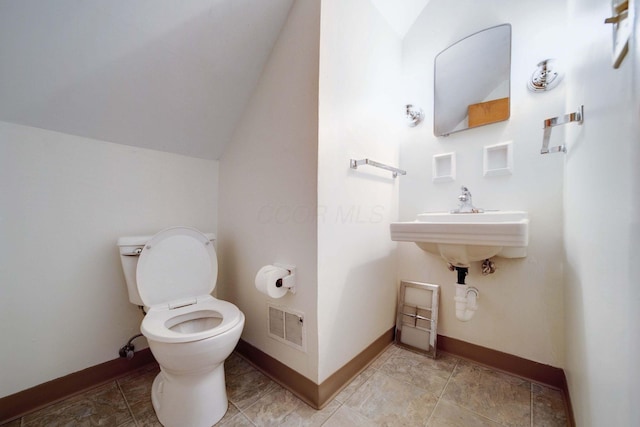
left=398, top=0, right=567, bottom=367
left=218, top=0, right=321, bottom=382
left=317, top=0, right=402, bottom=383
left=0, top=121, right=218, bottom=398
left=7, top=7, right=639, bottom=423
left=564, top=0, right=640, bottom=424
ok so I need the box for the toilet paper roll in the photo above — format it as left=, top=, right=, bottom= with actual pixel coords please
left=255, top=265, right=289, bottom=298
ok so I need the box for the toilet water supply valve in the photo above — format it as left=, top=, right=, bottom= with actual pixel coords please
left=448, top=265, right=480, bottom=322
left=119, top=334, right=143, bottom=359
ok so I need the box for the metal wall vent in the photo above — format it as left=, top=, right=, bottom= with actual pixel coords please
left=268, top=304, right=306, bottom=352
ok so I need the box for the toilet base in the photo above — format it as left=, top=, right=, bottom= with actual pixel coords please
left=151, top=364, right=228, bottom=427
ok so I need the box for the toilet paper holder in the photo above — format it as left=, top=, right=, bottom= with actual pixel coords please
left=274, top=263, right=297, bottom=294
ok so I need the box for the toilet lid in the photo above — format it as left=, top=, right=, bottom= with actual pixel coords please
left=137, top=227, right=217, bottom=307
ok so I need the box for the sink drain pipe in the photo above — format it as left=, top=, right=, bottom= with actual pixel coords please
left=453, top=267, right=479, bottom=321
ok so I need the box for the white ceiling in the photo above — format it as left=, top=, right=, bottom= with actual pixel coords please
left=0, top=0, right=294, bottom=160
left=0, top=0, right=430, bottom=160
left=370, top=0, right=431, bottom=38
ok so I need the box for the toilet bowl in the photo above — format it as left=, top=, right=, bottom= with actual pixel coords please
left=117, top=226, right=244, bottom=427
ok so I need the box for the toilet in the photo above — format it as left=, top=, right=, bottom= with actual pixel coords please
left=117, top=226, right=244, bottom=427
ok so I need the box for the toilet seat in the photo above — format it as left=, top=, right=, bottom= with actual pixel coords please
left=136, top=226, right=242, bottom=344
left=142, top=295, right=242, bottom=344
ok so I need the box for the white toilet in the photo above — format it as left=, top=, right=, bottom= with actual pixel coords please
left=117, top=226, right=245, bottom=427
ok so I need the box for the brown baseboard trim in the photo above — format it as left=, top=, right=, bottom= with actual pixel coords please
left=235, top=327, right=395, bottom=410
left=437, top=335, right=575, bottom=427
left=235, top=340, right=320, bottom=408
left=437, top=335, right=564, bottom=388
left=0, top=348, right=156, bottom=424
left=558, top=368, right=576, bottom=427
left=317, top=327, right=395, bottom=407
left=0, top=333, right=574, bottom=425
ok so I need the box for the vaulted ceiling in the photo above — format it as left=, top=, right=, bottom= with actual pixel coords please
left=0, top=0, right=294, bottom=160
left=0, top=0, right=429, bottom=160
left=370, top=0, right=431, bottom=38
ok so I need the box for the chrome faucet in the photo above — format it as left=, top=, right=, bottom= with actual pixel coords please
left=452, top=186, right=483, bottom=213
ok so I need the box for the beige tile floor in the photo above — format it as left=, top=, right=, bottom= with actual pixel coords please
left=2, top=344, right=569, bottom=426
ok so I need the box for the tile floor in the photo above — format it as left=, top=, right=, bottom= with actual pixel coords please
left=1, top=344, right=569, bottom=426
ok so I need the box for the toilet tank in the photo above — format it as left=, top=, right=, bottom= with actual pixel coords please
left=117, top=232, right=216, bottom=306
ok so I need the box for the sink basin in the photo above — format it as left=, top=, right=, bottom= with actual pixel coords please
left=390, top=211, right=529, bottom=267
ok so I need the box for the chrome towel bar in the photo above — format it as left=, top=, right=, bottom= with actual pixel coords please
left=349, top=158, right=406, bottom=178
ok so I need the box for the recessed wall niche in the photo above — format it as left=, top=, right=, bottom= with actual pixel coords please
left=483, top=141, right=513, bottom=177
left=432, top=152, right=456, bottom=183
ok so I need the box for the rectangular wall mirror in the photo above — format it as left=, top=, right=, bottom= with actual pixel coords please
left=434, top=24, right=512, bottom=136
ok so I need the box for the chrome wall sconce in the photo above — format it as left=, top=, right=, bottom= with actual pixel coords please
left=527, top=59, right=563, bottom=92
left=405, top=104, right=424, bottom=127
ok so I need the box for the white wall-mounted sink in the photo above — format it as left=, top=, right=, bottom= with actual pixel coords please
left=390, top=211, right=529, bottom=267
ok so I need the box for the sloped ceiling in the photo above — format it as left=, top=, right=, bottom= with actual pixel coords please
left=0, top=0, right=433, bottom=160
left=370, top=0, right=431, bottom=38
left=0, top=0, right=294, bottom=160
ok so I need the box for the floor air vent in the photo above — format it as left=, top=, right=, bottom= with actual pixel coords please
left=268, top=304, right=305, bottom=351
